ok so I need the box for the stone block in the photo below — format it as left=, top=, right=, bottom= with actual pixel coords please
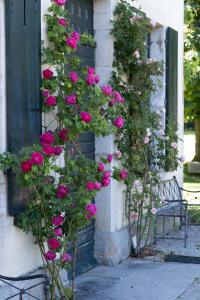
left=188, top=161, right=200, bottom=174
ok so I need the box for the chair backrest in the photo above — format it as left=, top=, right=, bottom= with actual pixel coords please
left=0, top=273, right=49, bottom=300
left=152, top=176, right=182, bottom=202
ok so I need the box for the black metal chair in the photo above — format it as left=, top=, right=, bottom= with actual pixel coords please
left=0, top=273, right=49, bottom=300
left=152, top=176, right=188, bottom=247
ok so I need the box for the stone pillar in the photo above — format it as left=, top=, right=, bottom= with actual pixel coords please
left=93, top=0, right=130, bottom=265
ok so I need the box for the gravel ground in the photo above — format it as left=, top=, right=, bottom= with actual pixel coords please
left=153, top=226, right=200, bottom=257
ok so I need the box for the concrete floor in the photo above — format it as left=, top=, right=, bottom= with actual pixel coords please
left=76, top=259, right=200, bottom=300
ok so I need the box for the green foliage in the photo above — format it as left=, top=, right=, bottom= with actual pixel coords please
left=184, top=0, right=200, bottom=121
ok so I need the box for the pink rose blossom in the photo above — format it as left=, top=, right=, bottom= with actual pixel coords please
left=45, top=96, right=57, bottom=107
left=133, top=50, right=140, bottom=59
left=80, top=111, right=92, bottom=123
left=114, top=150, right=122, bottom=159
left=56, top=184, right=69, bottom=199
left=66, top=37, right=78, bottom=49
left=101, top=85, right=113, bottom=96
left=86, top=181, right=95, bottom=191
left=69, top=71, right=78, bottom=83
left=85, top=203, right=97, bottom=219
left=143, top=136, right=150, bottom=144
left=120, top=169, right=128, bottom=180
left=58, top=128, right=69, bottom=142
left=42, top=145, right=55, bottom=156
left=150, top=19, right=157, bottom=28
left=171, top=142, right=178, bottom=149
left=98, top=162, right=105, bottom=172
left=31, top=152, right=44, bottom=165
left=54, top=0, right=66, bottom=6
left=103, top=170, right=111, bottom=178
left=58, top=18, right=67, bottom=27
left=52, top=215, right=64, bottom=227
left=94, top=182, right=102, bottom=190
left=45, top=251, right=56, bottom=261
left=48, top=238, right=61, bottom=250
left=88, top=67, right=95, bottom=74
left=66, top=94, right=77, bottom=105
left=40, top=131, right=55, bottom=146
left=107, top=154, right=113, bottom=163
left=43, top=69, right=53, bottom=79
left=95, top=75, right=100, bottom=84
left=72, top=31, right=80, bottom=41
left=109, top=98, right=117, bottom=107
left=86, top=74, right=95, bottom=85
left=54, top=146, right=63, bottom=156
left=102, top=177, right=110, bottom=186
left=151, top=207, right=157, bottom=215
left=113, top=91, right=122, bottom=102
left=21, top=160, right=33, bottom=173
left=113, top=116, right=124, bottom=129
left=42, top=89, right=50, bottom=97
left=54, top=227, right=63, bottom=237
left=62, top=253, right=72, bottom=263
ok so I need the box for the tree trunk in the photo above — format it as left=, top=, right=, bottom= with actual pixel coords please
left=193, top=119, right=200, bottom=161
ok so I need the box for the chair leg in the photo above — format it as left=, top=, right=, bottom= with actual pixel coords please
left=153, top=216, right=157, bottom=244
left=184, top=211, right=187, bottom=248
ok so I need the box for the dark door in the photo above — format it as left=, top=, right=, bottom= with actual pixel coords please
left=67, top=0, right=97, bottom=274
left=5, top=0, right=41, bottom=215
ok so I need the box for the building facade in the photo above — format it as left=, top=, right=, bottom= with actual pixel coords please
left=0, top=0, right=184, bottom=294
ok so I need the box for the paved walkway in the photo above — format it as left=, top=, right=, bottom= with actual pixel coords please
left=76, top=258, right=200, bottom=300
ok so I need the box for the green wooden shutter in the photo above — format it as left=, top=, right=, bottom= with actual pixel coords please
left=5, top=0, right=41, bottom=215
left=166, top=27, right=178, bottom=126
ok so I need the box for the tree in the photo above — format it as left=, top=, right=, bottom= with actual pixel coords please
left=184, top=0, right=200, bottom=161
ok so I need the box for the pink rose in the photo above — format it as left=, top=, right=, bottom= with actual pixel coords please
left=42, top=145, right=55, bottom=156
left=66, top=37, right=78, bottom=49
left=114, top=150, right=122, bottom=159
left=109, top=98, right=117, bottom=107
left=54, top=227, right=63, bottom=237
left=58, top=18, right=67, bottom=27
left=94, top=182, right=101, bottom=190
left=43, top=69, right=53, bottom=79
left=102, top=177, right=110, bottom=186
left=58, top=129, right=69, bottom=142
left=48, top=238, right=61, bottom=250
left=151, top=207, right=157, bottom=215
left=54, top=146, right=63, bottom=156
left=45, top=251, right=56, bottom=261
left=56, top=184, right=69, bottom=199
left=120, top=169, right=128, bottom=180
left=69, top=71, right=78, bottom=83
left=42, top=89, right=49, bottom=97
left=113, top=116, right=124, bottom=129
left=143, top=136, right=150, bottom=144
left=80, top=111, right=92, bottom=123
left=107, top=154, right=113, bottom=163
left=98, top=162, right=105, bottom=172
left=72, top=31, right=80, bottom=41
left=86, top=181, right=95, bottom=191
left=31, top=152, right=44, bottom=165
left=101, top=85, right=112, bottom=96
left=113, top=91, right=122, bottom=102
left=21, top=160, right=33, bottom=173
left=54, top=0, right=66, bottom=6
left=62, top=253, right=72, bottom=263
left=85, top=203, right=97, bottom=219
left=171, top=142, right=177, bottom=149
left=88, top=67, right=95, bottom=74
left=45, top=96, right=57, bottom=107
left=150, top=19, right=157, bottom=28
left=95, top=75, right=100, bottom=84
left=130, top=211, right=139, bottom=222
left=86, top=74, right=95, bottom=85
left=52, top=215, right=64, bottom=227
left=40, top=131, right=55, bottom=146
left=66, top=94, right=77, bottom=105
left=133, top=50, right=140, bottom=59
left=103, top=170, right=111, bottom=178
